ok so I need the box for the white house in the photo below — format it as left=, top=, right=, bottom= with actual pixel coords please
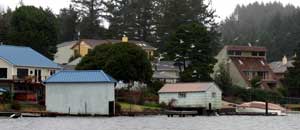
left=53, top=41, right=77, bottom=64
left=152, top=61, right=180, bottom=83
left=158, top=82, right=222, bottom=110
left=44, top=70, right=117, bottom=115
left=0, top=45, right=61, bottom=101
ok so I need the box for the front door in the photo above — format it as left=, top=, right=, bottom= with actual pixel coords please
left=34, top=70, right=42, bottom=82
left=109, top=101, right=114, bottom=116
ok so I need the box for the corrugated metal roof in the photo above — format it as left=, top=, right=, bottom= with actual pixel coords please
left=44, top=70, right=117, bottom=83
left=0, top=45, right=61, bottom=68
left=158, top=82, right=217, bottom=93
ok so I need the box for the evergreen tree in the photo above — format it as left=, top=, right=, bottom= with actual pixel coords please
left=76, top=42, right=153, bottom=83
left=166, top=23, right=217, bottom=82
left=284, top=43, right=300, bottom=97
left=58, top=5, right=79, bottom=42
left=7, top=6, right=58, bottom=59
left=158, top=0, right=217, bottom=51
left=0, top=8, right=12, bottom=43
left=72, top=0, right=106, bottom=39
left=104, top=0, right=158, bottom=42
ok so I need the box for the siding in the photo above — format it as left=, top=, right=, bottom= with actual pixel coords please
left=46, top=83, right=115, bottom=115
left=0, top=58, right=13, bottom=79
left=54, top=44, right=74, bottom=64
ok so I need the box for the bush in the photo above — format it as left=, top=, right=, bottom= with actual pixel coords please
left=115, top=102, right=122, bottom=114
left=11, top=101, right=21, bottom=110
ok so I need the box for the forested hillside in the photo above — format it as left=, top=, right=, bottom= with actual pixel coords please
left=220, top=2, right=300, bottom=61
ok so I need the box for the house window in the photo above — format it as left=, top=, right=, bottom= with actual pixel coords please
left=258, top=72, right=268, bottom=79
left=0, top=68, right=7, bottom=78
left=178, top=92, right=186, bottom=98
left=235, top=51, right=241, bottom=56
left=252, top=52, right=258, bottom=56
left=259, top=52, right=265, bottom=56
left=17, top=69, right=28, bottom=79
left=212, top=92, right=216, bottom=98
left=50, top=70, right=56, bottom=75
left=228, top=51, right=234, bottom=55
left=88, top=49, right=92, bottom=53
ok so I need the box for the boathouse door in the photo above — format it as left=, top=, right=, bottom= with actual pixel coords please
left=109, top=101, right=114, bottom=116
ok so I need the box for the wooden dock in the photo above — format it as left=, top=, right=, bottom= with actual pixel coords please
left=163, top=110, right=198, bottom=117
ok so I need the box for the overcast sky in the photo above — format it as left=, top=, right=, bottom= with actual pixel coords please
left=1, top=0, right=300, bottom=21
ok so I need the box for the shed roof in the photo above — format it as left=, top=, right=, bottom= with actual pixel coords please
left=158, top=82, right=218, bottom=93
left=0, top=45, right=61, bottom=68
left=44, top=70, right=117, bottom=83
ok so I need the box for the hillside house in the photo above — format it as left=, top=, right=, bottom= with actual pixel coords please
left=152, top=61, right=180, bottom=83
left=269, top=56, right=294, bottom=79
left=158, top=82, right=222, bottom=110
left=213, top=45, right=279, bottom=89
left=44, top=70, right=116, bottom=115
left=0, top=45, right=61, bottom=102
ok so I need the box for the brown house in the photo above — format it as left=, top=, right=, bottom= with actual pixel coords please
left=214, top=45, right=279, bottom=89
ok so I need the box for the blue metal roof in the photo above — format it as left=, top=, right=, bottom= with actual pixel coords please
left=44, top=70, right=117, bottom=83
left=0, top=45, right=61, bottom=68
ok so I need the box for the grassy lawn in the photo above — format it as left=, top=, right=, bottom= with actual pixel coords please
left=118, top=102, right=160, bottom=112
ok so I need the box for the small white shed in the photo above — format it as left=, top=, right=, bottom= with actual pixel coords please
left=44, top=70, right=116, bottom=115
left=158, top=82, right=222, bottom=110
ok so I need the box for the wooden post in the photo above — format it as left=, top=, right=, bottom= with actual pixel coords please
left=265, top=101, right=268, bottom=116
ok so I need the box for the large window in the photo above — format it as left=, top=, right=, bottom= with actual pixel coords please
left=0, top=68, right=7, bottom=78
left=228, top=51, right=241, bottom=56
left=17, top=69, right=28, bottom=79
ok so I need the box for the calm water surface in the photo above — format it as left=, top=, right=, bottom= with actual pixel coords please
left=0, top=115, right=299, bottom=130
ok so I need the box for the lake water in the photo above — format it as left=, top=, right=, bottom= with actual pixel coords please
left=0, top=115, right=300, bottom=130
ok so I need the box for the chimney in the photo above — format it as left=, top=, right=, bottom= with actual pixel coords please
left=282, top=55, right=288, bottom=65
left=122, top=35, right=128, bottom=43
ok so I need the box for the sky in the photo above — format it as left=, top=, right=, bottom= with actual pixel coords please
left=1, top=0, right=300, bottom=21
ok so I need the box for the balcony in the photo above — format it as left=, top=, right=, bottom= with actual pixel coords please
left=12, top=75, right=48, bottom=84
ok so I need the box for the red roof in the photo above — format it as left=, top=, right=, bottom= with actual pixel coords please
left=230, top=57, right=271, bottom=71
left=158, top=83, right=217, bottom=93
left=226, top=45, right=267, bottom=52
left=230, top=57, right=277, bottom=89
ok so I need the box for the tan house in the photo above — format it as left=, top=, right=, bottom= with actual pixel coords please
left=214, top=45, right=279, bottom=89
left=70, top=39, right=156, bottom=59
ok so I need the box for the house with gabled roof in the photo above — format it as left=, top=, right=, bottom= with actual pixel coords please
left=213, top=45, right=279, bottom=89
left=44, top=70, right=116, bottom=115
left=54, top=36, right=157, bottom=66
left=0, top=45, right=61, bottom=102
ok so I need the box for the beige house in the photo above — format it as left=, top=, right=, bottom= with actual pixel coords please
left=269, top=56, right=294, bottom=79
left=152, top=61, right=180, bottom=83
left=213, top=45, right=279, bottom=89
left=70, top=38, right=156, bottom=59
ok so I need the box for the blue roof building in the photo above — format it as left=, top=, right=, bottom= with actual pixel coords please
left=44, top=70, right=117, bottom=83
left=0, top=45, right=61, bottom=68
left=44, top=70, right=117, bottom=115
